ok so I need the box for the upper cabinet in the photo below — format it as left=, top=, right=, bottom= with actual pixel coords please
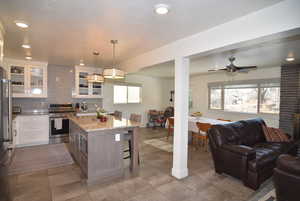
left=5, top=59, right=48, bottom=98
left=73, top=66, right=103, bottom=99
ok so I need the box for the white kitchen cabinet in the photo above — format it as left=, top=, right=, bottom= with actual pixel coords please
left=4, top=58, right=48, bottom=98
left=15, top=115, right=49, bottom=147
left=73, top=66, right=103, bottom=98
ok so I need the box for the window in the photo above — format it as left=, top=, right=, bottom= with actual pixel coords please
left=128, top=86, right=141, bottom=103
left=260, top=83, right=280, bottom=114
left=224, top=84, right=258, bottom=113
left=208, top=79, right=280, bottom=114
left=113, top=84, right=141, bottom=104
left=114, top=85, right=127, bottom=104
left=210, top=87, right=222, bottom=109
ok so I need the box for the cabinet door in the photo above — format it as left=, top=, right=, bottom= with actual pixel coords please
left=78, top=72, right=89, bottom=96
left=91, top=82, right=102, bottom=96
left=79, top=134, right=88, bottom=157
left=28, top=66, right=47, bottom=97
left=17, top=115, right=49, bottom=146
left=10, top=65, right=27, bottom=96
left=74, top=66, right=103, bottom=98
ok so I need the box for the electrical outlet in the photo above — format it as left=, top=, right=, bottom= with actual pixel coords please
left=115, top=134, right=120, bottom=141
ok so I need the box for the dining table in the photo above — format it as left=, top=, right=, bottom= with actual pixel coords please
left=166, top=116, right=230, bottom=133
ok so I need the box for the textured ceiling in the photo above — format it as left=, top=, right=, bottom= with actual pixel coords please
left=136, top=37, right=300, bottom=78
left=0, top=0, right=282, bottom=67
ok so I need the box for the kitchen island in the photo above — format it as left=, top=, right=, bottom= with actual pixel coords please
left=68, top=115, right=140, bottom=184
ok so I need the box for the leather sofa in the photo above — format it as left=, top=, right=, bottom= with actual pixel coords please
left=274, top=154, right=300, bottom=201
left=208, top=118, right=297, bottom=190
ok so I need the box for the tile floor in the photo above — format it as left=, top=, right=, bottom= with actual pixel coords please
left=9, top=128, right=254, bottom=201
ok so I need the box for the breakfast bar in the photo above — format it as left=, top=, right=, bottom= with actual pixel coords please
left=68, top=115, right=140, bottom=184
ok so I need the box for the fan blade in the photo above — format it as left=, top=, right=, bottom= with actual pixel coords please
left=238, top=69, right=250, bottom=73
left=235, top=66, right=257, bottom=70
left=208, top=68, right=228, bottom=72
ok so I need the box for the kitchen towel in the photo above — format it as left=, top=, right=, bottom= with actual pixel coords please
left=54, top=118, right=63, bottom=130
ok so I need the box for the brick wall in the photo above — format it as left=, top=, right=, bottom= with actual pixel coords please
left=279, top=64, right=300, bottom=136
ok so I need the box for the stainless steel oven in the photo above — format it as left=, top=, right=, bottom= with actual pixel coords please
left=49, top=104, right=74, bottom=144
left=49, top=114, right=69, bottom=137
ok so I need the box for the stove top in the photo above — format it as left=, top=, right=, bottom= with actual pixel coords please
left=48, top=104, right=75, bottom=113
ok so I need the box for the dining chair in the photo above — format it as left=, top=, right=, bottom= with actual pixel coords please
left=167, top=117, right=174, bottom=140
left=114, top=110, right=122, bottom=119
left=193, top=122, right=212, bottom=151
left=217, top=118, right=231, bottom=122
left=130, top=113, right=142, bottom=122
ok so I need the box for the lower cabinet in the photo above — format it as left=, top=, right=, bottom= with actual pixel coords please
left=15, top=115, right=49, bottom=147
left=69, top=121, right=88, bottom=177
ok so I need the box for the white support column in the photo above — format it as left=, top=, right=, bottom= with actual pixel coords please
left=172, top=56, right=190, bottom=179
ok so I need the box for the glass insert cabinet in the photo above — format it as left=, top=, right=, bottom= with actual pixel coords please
left=6, top=59, right=48, bottom=98
left=74, top=66, right=103, bottom=98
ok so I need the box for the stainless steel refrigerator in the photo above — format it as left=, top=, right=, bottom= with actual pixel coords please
left=0, top=66, right=13, bottom=201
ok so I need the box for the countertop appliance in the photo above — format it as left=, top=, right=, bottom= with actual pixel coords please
left=49, top=104, right=75, bottom=144
left=0, top=66, right=13, bottom=201
left=80, top=102, right=88, bottom=112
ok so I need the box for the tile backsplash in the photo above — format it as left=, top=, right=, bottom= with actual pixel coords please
left=13, top=98, right=48, bottom=112
left=12, top=64, right=103, bottom=112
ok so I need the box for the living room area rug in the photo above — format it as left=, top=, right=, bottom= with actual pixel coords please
left=143, top=137, right=173, bottom=152
left=9, top=143, right=74, bottom=175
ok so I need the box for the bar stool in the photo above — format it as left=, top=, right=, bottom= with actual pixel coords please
left=114, top=110, right=122, bottom=119
left=124, top=114, right=141, bottom=160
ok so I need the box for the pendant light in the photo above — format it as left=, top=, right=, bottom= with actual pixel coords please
left=87, top=74, right=104, bottom=83
left=87, top=51, right=105, bottom=83
left=103, top=40, right=125, bottom=79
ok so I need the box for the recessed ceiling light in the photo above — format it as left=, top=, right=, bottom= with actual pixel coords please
left=25, top=56, right=32, bottom=60
left=286, top=57, right=295, bottom=62
left=155, top=4, right=170, bottom=15
left=22, top=44, right=31, bottom=49
left=14, top=20, right=29, bottom=28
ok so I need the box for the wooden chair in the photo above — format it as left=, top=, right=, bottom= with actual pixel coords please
left=192, top=122, right=212, bottom=151
left=217, top=118, right=231, bottom=122
left=167, top=118, right=174, bottom=139
left=130, top=113, right=142, bottom=123
left=114, top=110, right=122, bottom=119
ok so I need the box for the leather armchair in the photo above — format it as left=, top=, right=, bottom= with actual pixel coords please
left=208, top=118, right=297, bottom=190
left=274, top=154, right=300, bottom=201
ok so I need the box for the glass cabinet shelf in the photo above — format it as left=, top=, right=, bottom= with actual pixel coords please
left=6, top=59, right=48, bottom=98
left=74, top=66, right=103, bottom=98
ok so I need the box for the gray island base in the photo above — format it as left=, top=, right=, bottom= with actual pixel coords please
left=68, top=115, right=140, bottom=185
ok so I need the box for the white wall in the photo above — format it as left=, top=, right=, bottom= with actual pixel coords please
left=190, top=66, right=281, bottom=127
left=102, top=74, right=174, bottom=126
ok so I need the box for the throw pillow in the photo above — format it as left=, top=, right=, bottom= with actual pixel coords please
left=262, top=125, right=290, bottom=142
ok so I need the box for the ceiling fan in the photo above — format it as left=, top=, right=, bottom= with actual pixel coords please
left=209, top=56, right=257, bottom=73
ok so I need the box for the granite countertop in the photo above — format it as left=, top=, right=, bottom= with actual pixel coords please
left=68, top=115, right=141, bottom=132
